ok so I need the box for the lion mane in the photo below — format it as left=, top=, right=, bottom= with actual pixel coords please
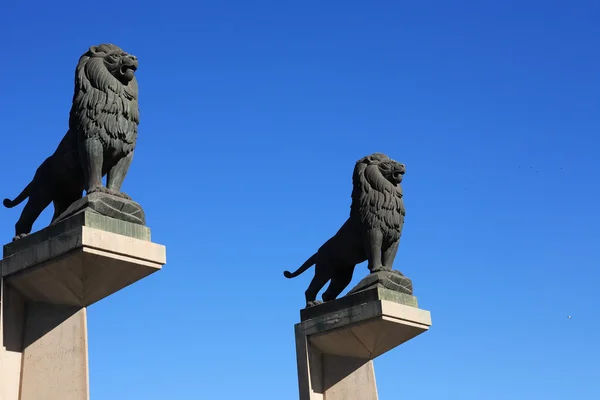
left=70, top=43, right=139, bottom=154
left=283, top=152, right=407, bottom=307
left=351, top=152, right=406, bottom=242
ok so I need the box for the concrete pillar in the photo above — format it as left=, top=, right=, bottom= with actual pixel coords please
left=293, top=288, right=432, bottom=400
left=0, top=212, right=166, bottom=400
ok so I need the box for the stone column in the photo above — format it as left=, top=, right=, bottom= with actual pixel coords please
left=0, top=211, right=166, bottom=400
left=294, top=287, right=432, bottom=400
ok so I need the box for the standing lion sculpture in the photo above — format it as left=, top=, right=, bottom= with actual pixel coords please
left=283, top=153, right=406, bottom=307
left=3, top=44, right=139, bottom=240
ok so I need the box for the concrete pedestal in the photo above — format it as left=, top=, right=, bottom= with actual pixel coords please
left=0, top=211, right=166, bottom=400
left=294, top=287, right=432, bottom=400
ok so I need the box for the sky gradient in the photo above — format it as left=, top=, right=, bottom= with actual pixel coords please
left=1, top=1, right=599, bottom=399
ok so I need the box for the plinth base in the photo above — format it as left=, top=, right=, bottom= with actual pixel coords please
left=0, top=213, right=166, bottom=400
left=53, top=192, right=146, bottom=226
left=346, top=269, right=413, bottom=297
left=294, top=287, right=431, bottom=400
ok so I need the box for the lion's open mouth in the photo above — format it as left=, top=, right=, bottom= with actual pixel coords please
left=120, top=64, right=137, bottom=74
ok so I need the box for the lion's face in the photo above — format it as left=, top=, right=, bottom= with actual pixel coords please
left=88, top=44, right=138, bottom=85
left=359, top=153, right=406, bottom=186
left=378, top=160, right=406, bottom=185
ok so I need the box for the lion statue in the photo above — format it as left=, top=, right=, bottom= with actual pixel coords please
left=3, top=43, right=139, bottom=240
left=283, top=153, right=406, bottom=307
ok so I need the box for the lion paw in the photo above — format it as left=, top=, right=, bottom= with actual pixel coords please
left=12, top=233, right=28, bottom=242
left=87, top=186, right=111, bottom=196
left=88, top=186, right=131, bottom=200
left=114, top=191, right=132, bottom=200
left=371, top=266, right=392, bottom=274
left=104, top=188, right=131, bottom=199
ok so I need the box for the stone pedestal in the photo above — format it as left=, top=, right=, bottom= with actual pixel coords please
left=294, top=287, right=432, bottom=400
left=0, top=211, right=166, bottom=400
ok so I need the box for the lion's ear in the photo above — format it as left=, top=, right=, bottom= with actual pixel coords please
left=366, top=155, right=377, bottom=164
left=89, top=46, right=98, bottom=54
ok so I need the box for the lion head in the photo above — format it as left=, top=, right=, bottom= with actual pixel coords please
left=69, top=43, right=139, bottom=152
left=350, top=152, right=406, bottom=235
left=365, top=153, right=406, bottom=185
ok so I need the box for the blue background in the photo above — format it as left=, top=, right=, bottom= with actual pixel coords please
left=1, top=1, right=599, bottom=399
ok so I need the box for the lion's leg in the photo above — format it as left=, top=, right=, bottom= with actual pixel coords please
left=322, top=265, right=355, bottom=302
left=305, top=265, right=329, bottom=307
left=365, top=229, right=387, bottom=273
left=382, top=239, right=400, bottom=270
left=14, top=196, right=51, bottom=240
left=106, top=151, right=133, bottom=199
left=80, top=138, right=104, bottom=194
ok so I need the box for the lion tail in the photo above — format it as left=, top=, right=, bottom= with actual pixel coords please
left=3, top=182, right=32, bottom=208
left=284, top=253, right=317, bottom=279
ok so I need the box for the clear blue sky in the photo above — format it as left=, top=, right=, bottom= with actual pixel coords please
left=1, top=1, right=599, bottom=399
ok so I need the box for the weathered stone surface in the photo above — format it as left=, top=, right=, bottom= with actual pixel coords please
left=53, top=192, right=146, bottom=226
left=301, top=286, right=417, bottom=322
left=300, top=300, right=431, bottom=360
left=4, top=211, right=150, bottom=257
left=1, top=225, right=166, bottom=306
left=346, top=269, right=413, bottom=297
left=19, top=305, right=89, bottom=400
left=0, top=198, right=166, bottom=400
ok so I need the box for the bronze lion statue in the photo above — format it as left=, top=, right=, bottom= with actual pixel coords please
left=283, top=153, right=406, bottom=307
left=3, top=43, right=139, bottom=240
